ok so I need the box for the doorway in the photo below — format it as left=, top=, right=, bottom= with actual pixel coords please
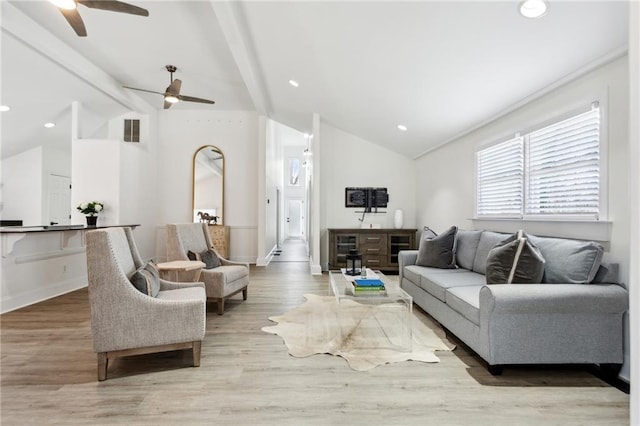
left=47, top=174, right=71, bottom=226
left=286, top=199, right=303, bottom=238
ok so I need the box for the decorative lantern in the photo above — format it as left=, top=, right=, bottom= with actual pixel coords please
left=345, top=249, right=362, bottom=276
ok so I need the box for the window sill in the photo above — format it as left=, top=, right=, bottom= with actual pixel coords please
left=470, top=218, right=611, bottom=242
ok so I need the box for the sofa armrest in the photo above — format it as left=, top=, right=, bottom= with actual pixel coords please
left=480, top=284, right=629, bottom=315
left=159, top=279, right=205, bottom=291
left=398, top=250, right=418, bottom=283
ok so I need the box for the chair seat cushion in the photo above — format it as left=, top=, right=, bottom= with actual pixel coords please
left=157, top=286, right=206, bottom=302
left=214, top=265, right=249, bottom=283
left=130, top=261, right=160, bottom=297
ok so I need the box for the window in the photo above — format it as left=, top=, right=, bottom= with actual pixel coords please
left=476, top=137, right=524, bottom=217
left=476, top=104, right=602, bottom=220
left=288, top=158, right=300, bottom=186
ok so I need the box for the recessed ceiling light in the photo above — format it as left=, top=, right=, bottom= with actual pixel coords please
left=44, top=122, right=56, bottom=128
left=0, top=105, right=10, bottom=112
left=49, top=0, right=77, bottom=10
left=397, top=124, right=407, bottom=132
left=519, top=0, right=548, bottom=18
left=289, top=80, right=300, bottom=88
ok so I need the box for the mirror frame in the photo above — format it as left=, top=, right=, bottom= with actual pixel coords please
left=192, top=144, right=225, bottom=226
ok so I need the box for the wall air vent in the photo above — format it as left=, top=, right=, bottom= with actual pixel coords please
left=124, top=119, right=140, bottom=142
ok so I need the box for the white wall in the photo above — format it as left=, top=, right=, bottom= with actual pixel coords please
left=414, top=56, right=631, bottom=380
left=156, top=110, right=259, bottom=263
left=319, top=122, right=417, bottom=269
left=71, top=139, right=121, bottom=227
left=1, top=146, right=43, bottom=225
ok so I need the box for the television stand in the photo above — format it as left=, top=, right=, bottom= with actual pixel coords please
left=328, top=228, right=417, bottom=274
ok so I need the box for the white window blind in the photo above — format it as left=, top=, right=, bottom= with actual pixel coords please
left=525, top=107, right=600, bottom=219
left=476, top=137, right=524, bottom=218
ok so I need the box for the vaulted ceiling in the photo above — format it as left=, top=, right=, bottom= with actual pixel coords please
left=1, top=1, right=629, bottom=160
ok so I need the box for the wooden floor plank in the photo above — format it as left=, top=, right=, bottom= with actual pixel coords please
left=1, top=262, right=629, bottom=425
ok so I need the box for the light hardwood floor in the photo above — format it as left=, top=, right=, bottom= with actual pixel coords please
left=1, top=262, right=629, bottom=425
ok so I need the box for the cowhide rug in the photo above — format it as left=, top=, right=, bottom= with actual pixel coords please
left=262, top=294, right=454, bottom=371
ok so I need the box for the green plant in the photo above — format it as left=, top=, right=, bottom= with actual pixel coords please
left=77, top=201, right=104, bottom=216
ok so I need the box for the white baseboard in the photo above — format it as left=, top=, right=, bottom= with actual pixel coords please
left=309, top=262, right=322, bottom=275
left=1, top=276, right=88, bottom=314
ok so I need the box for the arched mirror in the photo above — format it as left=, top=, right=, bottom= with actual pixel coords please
left=192, top=145, right=224, bottom=225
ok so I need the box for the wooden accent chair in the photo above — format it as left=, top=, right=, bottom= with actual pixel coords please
left=85, top=227, right=206, bottom=381
left=166, top=223, right=249, bottom=315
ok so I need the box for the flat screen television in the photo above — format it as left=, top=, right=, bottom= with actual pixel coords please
left=345, top=187, right=368, bottom=208
left=369, top=187, right=389, bottom=208
left=345, top=187, right=389, bottom=210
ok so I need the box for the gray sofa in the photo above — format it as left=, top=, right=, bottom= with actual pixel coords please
left=399, top=230, right=629, bottom=374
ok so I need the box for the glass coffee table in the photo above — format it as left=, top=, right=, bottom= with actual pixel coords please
left=329, top=269, right=413, bottom=352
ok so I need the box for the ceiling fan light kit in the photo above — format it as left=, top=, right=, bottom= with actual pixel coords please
left=51, top=0, right=149, bottom=37
left=50, top=0, right=77, bottom=10
left=124, top=65, right=216, bottom=110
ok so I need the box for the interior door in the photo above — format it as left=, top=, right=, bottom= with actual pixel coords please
left=47, top=174, right=71, bottom=225
left=286, top=199, right=303, bottom=238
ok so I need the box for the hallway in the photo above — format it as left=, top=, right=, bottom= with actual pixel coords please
left=271, top=238, right=309, bottom=262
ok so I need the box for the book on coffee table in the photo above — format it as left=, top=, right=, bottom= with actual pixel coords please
left=354, top=278, right=385, bottom=287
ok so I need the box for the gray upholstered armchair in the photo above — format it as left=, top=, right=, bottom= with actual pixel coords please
left=85, top=227, right=206, bottom=381
left=166, top=223, right=249, bottom=315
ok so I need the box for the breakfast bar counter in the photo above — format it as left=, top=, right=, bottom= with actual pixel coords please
left=1, top=224, right=140, bottom=314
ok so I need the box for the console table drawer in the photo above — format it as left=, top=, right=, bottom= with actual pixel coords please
left=363, top=255, right=386, bottom=266
left=359, top=234, right=387, bottom=250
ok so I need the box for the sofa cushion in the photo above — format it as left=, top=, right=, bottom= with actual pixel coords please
left=529, top=235, right=604, bottom=284
left=455, top=230, right=483, bottom=270
left=485, top=230, right=545, bottom=284
left=403, top=265, right=426, bottom=285
left=420, top=269, right=486, bottom=302
left=445, top=286, right=481, bottom=326
left=472, top=231, right=510, bottom=274
left=130, top=261, right=160, bottom=297
left=416, top=225, right=458, bottom=269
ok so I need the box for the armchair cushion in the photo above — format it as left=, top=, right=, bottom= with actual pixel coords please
left=130, top=261, right=160, bottom=297
left=187, top=249, right=221, bottom=269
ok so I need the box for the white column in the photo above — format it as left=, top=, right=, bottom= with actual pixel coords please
left=628, top=2, right=640, bottom=425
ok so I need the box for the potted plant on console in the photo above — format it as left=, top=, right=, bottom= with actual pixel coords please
left=77, top=201, right=104, bottom=227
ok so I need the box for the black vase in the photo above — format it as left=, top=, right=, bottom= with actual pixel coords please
left=86, top=216, right=98, bottom=227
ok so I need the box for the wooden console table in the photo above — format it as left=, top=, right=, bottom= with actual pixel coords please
left=207, top=225, right=230, bottom=259
left=328, top=228, right=417, bottom=273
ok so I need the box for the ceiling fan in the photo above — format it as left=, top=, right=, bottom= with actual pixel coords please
left=123, top=65, right=216, bottom=110
left=49, top=0, right=149, bottom=37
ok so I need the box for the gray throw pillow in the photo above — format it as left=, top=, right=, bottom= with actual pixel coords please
left=485, top=230, right=545, bottom=284
left=188, top=249, right=221, bottom=269
left=416, top=226, right=458, bottom=269
left=130, top=261, right=160, bottom=297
